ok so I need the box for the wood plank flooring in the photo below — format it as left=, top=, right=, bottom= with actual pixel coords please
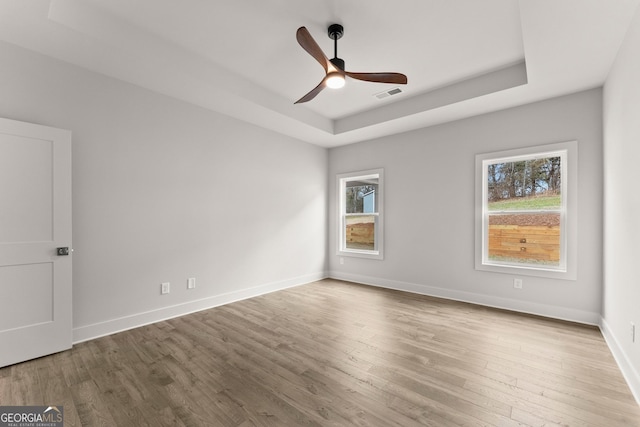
left=1, top=279, right=638, bottom=426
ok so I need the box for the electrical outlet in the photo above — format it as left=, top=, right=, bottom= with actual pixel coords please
left=513, top=278, right=523, bottom=289
left=187, top=277, right=196, bottom=289
left=161, top=282, right=170, bottom=295
left=340, top=257, right=344, bottom=265
left=631, top=322, right=636, bottom=343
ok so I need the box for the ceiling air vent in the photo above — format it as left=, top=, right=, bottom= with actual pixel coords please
left=374, top=87, right=403, bottom=100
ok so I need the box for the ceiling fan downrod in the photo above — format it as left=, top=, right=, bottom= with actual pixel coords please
left=328, top=24, right=345, bottom=71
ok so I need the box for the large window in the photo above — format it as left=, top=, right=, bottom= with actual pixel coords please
left=337, top=169, right=384, bottom=259
left=475, top=142, right=577, bottom=279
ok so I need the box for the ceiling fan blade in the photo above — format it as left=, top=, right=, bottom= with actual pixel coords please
left=294, top=77, right=327, bottom=104
left=296, top=26, right=331, bottom=73
left=345, top=71, right=408, bottom=85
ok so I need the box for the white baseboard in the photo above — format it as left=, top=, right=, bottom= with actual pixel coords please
left=600, top=317, right=640, bottom=405
left=328, top=271, right=601, bottom=325
left=73, top=271, right=328, bottom=344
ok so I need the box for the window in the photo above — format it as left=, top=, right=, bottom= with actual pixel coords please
left=475, top=142, right=577, bottom=279
left=337, top=169, right=384, bottom=259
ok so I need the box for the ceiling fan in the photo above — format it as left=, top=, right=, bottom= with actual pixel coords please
left=295, top=24, right=408, bottom=104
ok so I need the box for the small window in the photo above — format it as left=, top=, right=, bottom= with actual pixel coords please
left=475, top=142, right=577, bottom=279
left=337, top=169, right=384, bottom=259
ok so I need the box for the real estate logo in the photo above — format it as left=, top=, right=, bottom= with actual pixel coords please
left=0, top=406, right=63, bottom=427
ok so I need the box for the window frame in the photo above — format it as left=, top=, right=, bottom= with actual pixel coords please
left=475, top=141, right=577, bottom=280
left=337, top=168, right=384, bottom=260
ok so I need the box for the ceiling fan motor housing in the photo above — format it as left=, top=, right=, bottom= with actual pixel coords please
left=330, top=57, right=345, bottom=71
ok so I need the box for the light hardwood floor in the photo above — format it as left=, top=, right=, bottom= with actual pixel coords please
left=1, top=279, right=638, bottom=426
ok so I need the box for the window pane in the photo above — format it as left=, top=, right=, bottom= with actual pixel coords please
left=488, top=212, right=560, bottom=267
left=487, top=157, right=561, bottom=210
left=345, top=181, right=378, bottom=214
left=345, top=215, right=375, bottom=250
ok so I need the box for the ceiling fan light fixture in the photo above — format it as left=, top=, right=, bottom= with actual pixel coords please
left=326, top=72, right=345, bottom=89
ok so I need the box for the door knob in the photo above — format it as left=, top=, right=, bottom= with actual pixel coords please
left=57, top=247, right=70, bottom=256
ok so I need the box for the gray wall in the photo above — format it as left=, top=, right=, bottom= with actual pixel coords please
left=603, top=4, right=640, bottom=401
left=0, top=41, right=328, bottom=341
left=329, top=89, right=604, bottom=324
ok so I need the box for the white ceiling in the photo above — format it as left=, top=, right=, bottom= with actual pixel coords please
left=0, top=0, right=638, bottom=147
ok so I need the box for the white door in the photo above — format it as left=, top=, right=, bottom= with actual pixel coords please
left=0, top=118, right=72, bottom=368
